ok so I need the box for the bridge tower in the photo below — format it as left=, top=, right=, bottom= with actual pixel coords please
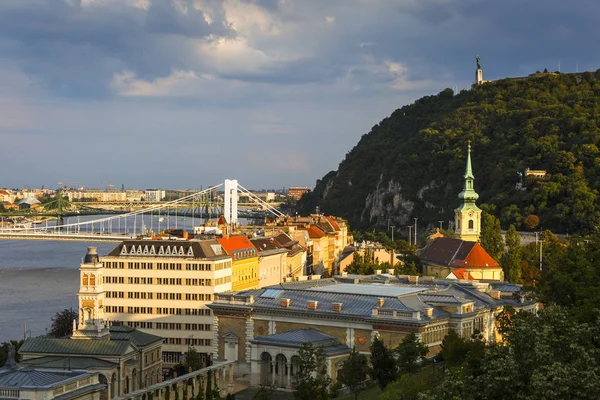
left=224, top=179, right=238, bottom=226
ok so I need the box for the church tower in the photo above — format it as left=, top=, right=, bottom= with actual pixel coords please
left=72, top=246, right=110, bottom=340
left=455, top=142, right=481, bottom=242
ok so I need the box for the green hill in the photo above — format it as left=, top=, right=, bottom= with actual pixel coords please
left=299, top=70, right=600, bottom=235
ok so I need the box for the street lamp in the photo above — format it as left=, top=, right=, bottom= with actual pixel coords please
left=413, top=218, right=418, bottom=245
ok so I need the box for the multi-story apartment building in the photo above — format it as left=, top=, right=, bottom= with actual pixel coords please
left=145, top=189, right=166, bottom=202
left=67, top=189, right=127, bottom=202
left=101, top=239, right=233, bottom=365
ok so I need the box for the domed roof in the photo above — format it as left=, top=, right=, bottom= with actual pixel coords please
left=83, top=247, right=100, bottom=264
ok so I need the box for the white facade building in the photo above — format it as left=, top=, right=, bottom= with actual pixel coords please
left=145, top=189, right=166, bottom=202
left=101, top=239, right=233, bottom=365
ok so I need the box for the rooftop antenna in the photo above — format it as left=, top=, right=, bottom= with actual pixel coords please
left=576, top=62, right=579, bottom=73
left=558, top=61, right=561, bottom=73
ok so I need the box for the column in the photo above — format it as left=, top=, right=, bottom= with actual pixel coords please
left=271, top=361, right=276, bottom=386
left=228, top=364, right=234, bottom=393
left=220, top=367, right=227, bottom=397
left=286, top=362, right=292, bottom=389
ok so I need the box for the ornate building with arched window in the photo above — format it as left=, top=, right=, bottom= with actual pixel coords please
left=19, top=247, right=163, bottom=399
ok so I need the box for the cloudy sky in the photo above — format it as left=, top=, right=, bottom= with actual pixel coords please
left=1, top=0, right=597, bottom=190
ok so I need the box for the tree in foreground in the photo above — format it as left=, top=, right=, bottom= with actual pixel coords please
left=395, top=332, right=428, bottom=374
left=49, top=308, right=77, bottom=338
left=184, top=347, right=203, bottom=372
left=205, top=370, right=213, bottom=400
left=293, top=343, right=331, bottom=400
left=0, top=340, right=23, bottom=367
left=341, top=348, right=368, bottom=400
left=421, top=307, right=600, bottom=400
left=195, top=380, right=204, bottom=400
left=369, top=336, right=397, bottom=391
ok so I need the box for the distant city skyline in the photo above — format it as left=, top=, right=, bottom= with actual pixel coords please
left=1, top=0, right=598, bottom=189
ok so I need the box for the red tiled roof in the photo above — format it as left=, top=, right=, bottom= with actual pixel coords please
left=449, top=268, right=474, bottom=280
left=419, top=237, right=500, bottom=269
left=217, top=235, right=256, bottom=255
left=298, top=226, right=325, bottom=239
left=326, top=216, right=341, bottom=231
left=451, top=242, right=500, bottom=269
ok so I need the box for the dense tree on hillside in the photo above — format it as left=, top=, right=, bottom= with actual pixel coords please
left=501, top=225, right=522, bottom=283
left=535, top=236, right=600, bottom=322
left=299, top=72, right=600, bottom=234
left=480, top=209, right=504, bottom=261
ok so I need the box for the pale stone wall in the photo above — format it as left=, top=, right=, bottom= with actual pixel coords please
left=353, top=328, right=372, bottom=353
left=216, top=316, right=247, bottom=362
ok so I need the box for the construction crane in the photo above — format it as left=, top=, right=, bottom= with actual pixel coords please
left=57, top=181, right=83, bottom=190
left=103, top=182, right=114, bottom=191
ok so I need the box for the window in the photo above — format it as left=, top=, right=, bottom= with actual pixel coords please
left=468, top=219, right=474, bottom=230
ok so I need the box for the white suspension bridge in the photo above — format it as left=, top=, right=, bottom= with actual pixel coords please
left=0, top=180, right=285, bottom=242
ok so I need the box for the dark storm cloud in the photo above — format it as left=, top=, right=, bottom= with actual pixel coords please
left=1, top=0, right=599, bottom=189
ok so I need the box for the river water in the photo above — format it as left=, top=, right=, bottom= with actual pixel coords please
left=0, top=214, right=260, bottom=342
left=0, top=240, right=116, bottom=342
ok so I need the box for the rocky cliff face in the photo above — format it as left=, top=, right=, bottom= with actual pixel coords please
left=299, top=72, right=600, bottom=235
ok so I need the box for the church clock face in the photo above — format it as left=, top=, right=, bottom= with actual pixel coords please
left=468, top=211, right=474, bottom=217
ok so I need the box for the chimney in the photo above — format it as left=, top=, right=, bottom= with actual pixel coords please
left=408, top=275, right=419, bottom=284
left=423, top=307, right=434, bottom=317
left=490, top=290, right=501, bottom=300
left=280, top=298, right=291, bottom=307
left=375, top=269, right=382, bottom=275
left=423, top=276, right=435, bottom=283
left=377, top=298, right=385, bottom=307
left=341, top=272, right=348, bottom=278
left=332, top=302, right=343, bottom=312
left=387, top=269, right=394, bottom=275
left=308, top=300, right=318, bottom=310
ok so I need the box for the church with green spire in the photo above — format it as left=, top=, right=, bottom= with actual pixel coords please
left=455, top=142, right=482, bottom=242
left=418, top=143, right=504, bottom=281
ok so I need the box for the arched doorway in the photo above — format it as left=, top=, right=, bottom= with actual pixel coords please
left=132, top=369, right=137, bottom=392
left=111, top=373, right=117, bottom=398
left=259, top=352, right=272, bottom=386
left=98, top=374, right=108, bottom=400
left=275, top=354, right=287, bottom=388
left=290, top=355, right=301, bottom=383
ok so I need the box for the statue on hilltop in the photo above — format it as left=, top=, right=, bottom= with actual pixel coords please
left=476, top=56, right=481, bottom=70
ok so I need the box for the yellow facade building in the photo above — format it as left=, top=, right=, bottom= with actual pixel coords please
left=218, top=236, right=259, bottom=291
